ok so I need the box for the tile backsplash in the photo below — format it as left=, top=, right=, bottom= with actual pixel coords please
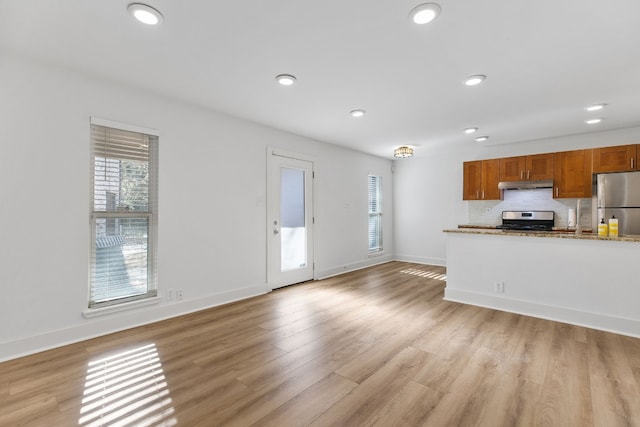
left=468, top=188, right=592, bottom=228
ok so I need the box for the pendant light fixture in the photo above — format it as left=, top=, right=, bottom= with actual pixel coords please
left=394, top=146, right=414, bottom=158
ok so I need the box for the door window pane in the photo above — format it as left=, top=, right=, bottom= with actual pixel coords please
left=280, top=167, right=307, bottom=271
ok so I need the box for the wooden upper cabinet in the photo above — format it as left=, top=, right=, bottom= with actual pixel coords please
left=553, top=149, right=593, bottom=198
left=463, top=161, right=482, bottom=200
left=499, top=156, right=526, bottom=181
left=592, top=144, right=638, bottom=173
left=482, top=159, right=502, bottom=200
left=526, top=154, right=554, bottom=180
left=463, top=159, right=501, bottom=200
left=499, top=154, right=553, bottom=181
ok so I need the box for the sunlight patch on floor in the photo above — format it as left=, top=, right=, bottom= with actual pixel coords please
left=400, top=268, right=447, bottom=281
left=79, top=343, right=177, bottom=427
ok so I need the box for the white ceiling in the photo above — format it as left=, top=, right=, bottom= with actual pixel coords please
left=2, top=0, right=640, bottom=159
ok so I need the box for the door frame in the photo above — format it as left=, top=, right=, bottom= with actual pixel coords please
left=266, top=147, right=316, bottom=290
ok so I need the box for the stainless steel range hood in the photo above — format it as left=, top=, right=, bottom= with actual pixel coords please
left=498, top=179, right=554, bottom=190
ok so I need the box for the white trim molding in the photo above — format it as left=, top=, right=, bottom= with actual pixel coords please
left=90, top=116, right=159, bottom=136
left=83, top=296, right=162, bottom=318
left=445, top=288, right=640, bottom=339
left=394, top=254, right=446, bottom=267
left=316, top=255, right=394, bottom=280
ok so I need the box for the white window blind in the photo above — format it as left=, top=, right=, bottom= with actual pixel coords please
left=89, top=124, right=158, bottom=309
left=368, top=175, right=382, bottom=253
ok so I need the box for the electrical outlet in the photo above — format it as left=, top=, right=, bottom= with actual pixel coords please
left=176, top=289, right=184, bottom=300
left=500, top=282, right=505, bottom=293
left=494, top=281, right=505, bottom=293
left=166, top=288, right=175, bottom=301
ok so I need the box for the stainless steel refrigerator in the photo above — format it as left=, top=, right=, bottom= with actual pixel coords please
left=595, top=171, right=640, bottom=235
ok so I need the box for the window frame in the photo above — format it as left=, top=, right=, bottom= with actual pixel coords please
left=368, top=174, right=383, bottom=254
left=88, top=118, right=159, bottom=311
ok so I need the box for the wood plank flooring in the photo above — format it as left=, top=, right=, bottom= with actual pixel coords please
left=1, top=261, right=640, bottom=426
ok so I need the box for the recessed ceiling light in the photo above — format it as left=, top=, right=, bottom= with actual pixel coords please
left=464, top=75, right=486, bottom=86
left=475, top=136, right=489, bottom=142
left=409, top=3, right=441, bottom=25
left=464, top=127, right=478, bottom=134
left=586, top=103, right=607, bottom=112
left=350, top=109, right=366, bottom=118
left=127, top=3, right=163, bottom=25
left=585, top=118, right=603, bottom=125
left=276, top=74, right=297, bottom=86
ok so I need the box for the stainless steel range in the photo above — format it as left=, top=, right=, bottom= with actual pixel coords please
left=496, top=211, right=555, bottom=231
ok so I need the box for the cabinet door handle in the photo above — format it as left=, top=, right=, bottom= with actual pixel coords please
left=632, top=158, right=635, bottom=169
left=520, top=170, right=524, bottom=179
left=476, top=190, right=479, bottom=199
left=555, top=187, right=559, bottom=197
left=482, top=190, right=485, bottom=199
left=527, top=170, right=530, bottom=180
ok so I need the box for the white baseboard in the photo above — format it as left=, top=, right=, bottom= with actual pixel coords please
left=444, top=288, right=640, bottom=339
left=0, top=284, right=267, bottom=363
left=393, top=254, right=446, bottom=267
left=316, top=255, right=394, bottom=280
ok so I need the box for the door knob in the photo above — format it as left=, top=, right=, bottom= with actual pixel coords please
left=273, top=229, right=279, bottom=235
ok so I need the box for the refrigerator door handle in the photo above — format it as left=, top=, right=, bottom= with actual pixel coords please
left=596, top=174, right=605, bottom=208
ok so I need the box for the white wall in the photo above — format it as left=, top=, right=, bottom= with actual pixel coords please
left=392, top=147, right=467, bottom=266
left=394, top=127, right=640, bottom=265
left=0, top=52, right=393, bottom=361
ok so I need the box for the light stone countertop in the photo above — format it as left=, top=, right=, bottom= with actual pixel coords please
left=444, top=227, right=640, bottom=242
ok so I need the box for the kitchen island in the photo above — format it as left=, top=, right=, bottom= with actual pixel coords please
left=444, top=228, right=640, bottom=337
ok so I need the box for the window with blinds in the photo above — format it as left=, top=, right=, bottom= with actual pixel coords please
left=89, top=122, right=158, bottom=309
left=368, top=175, right=382, bottom=253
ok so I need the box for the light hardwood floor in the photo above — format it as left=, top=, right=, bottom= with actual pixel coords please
left=1, top=262, right=639, bottom=426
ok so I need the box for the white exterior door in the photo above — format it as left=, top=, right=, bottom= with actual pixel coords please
left=267, top=151, right=314, bottom=289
